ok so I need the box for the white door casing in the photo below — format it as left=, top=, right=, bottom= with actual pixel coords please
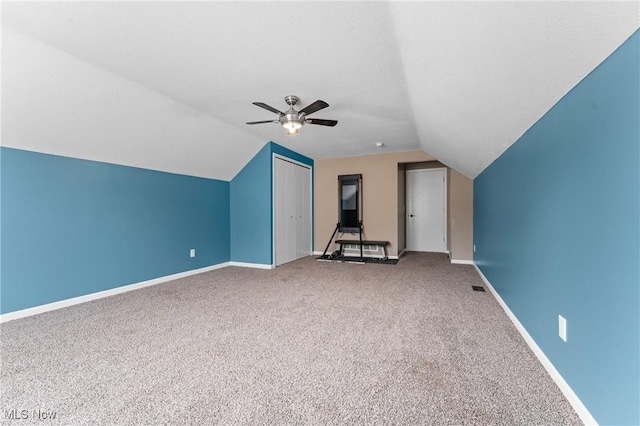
left=295, top=163, right=312, bottom=260
left=406, top=168, right=447, bottom=252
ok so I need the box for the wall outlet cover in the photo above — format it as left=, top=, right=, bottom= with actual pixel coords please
left=190, top=249, right=196, bottom=258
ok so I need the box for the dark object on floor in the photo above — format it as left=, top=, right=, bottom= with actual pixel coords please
left=472, top=285, right=486, bottom=292
left=364, top=256, right=398, bottom=265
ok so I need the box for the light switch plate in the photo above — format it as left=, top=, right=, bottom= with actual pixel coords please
left=559, top=315, right=567, bottom=342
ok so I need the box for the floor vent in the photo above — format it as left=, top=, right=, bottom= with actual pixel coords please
left=472, top=286, right=486, bottom=292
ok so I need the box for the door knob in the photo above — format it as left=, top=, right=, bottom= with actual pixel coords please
left=409, top=214, right=416, bottom=217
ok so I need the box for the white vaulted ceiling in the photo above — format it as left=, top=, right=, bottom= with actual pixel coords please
left=2, top=1, right=638, bottom=180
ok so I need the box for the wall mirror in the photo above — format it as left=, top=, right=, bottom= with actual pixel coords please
left=338, top=174, right=362, bottom=233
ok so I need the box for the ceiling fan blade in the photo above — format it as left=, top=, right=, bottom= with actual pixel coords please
left=246, top=120, right=279, bottom=125
left=299, top=100, right=329, bottom=116
left=252, top=102, right=283, bottom=115
left=306, top=118, right=338, bottom=127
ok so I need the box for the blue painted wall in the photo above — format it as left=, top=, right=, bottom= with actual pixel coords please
left=229, top=143, right=272, bottom=265
left=474, top=31, right=639, bottom=425
left=1, top=147, right=230, bottom=314
left=230, top=142, right=313, bottom=265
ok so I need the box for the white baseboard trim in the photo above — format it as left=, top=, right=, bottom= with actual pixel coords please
left=312, top=250, right=324, bottom=256
left=0, top=262, right=231, bottom=324
left=229, top=261, right=274, bottom=270
left=473, top=264, right=598, bottom=426
left=451, top=259, right=474, bottom=265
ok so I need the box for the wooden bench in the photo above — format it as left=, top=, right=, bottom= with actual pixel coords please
left=335, top=239, right=390, bottom=259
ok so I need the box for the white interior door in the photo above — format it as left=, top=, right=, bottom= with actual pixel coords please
left=406, top=168, right=447, bottom=252
left=274, top=157, right=312, bottom=266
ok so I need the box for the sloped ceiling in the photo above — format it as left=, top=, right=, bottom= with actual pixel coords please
left=2, top=1, right=638, bottom=180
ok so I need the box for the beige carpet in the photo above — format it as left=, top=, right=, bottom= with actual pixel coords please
left=0, top=252, right=581, bottom=425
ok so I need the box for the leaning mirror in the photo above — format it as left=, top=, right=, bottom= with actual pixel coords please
left=338, top=174, right=362, bottom=233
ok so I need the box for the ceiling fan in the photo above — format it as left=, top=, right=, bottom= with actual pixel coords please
left=246, top=95, right=338, bottom=135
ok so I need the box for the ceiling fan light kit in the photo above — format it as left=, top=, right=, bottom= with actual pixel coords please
left=246, top=95, right=338, bottom=135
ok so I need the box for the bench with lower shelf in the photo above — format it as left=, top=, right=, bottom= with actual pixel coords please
left=334, top=239, right=390, bottom=260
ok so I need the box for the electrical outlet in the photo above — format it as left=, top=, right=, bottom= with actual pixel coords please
left=559, top=315, right=567, bottom=342
left=473, top=244, right=476, bottom=253
left=190, top=249, right=196, bottom=258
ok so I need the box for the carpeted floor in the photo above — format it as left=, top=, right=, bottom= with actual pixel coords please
left=1, top=252, right=581, bottom=425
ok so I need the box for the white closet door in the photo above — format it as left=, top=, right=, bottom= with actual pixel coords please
left=284, top=163, right=296, bottom=263
left=274, top=157, right=312, bottom=266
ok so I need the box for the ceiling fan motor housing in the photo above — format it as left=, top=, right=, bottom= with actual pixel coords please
left=282, top=111, right=303, bottom=122
left=282, top=96, right=305, bottom=129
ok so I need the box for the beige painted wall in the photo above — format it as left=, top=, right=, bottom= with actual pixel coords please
left=449, top=169, right=473, bottom=261
left=315, top=150, right=473, bottom=260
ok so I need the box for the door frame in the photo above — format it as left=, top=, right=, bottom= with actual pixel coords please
left=405, top=167, right=448, bottom=253
left=272, top=154, right=313, bottom=266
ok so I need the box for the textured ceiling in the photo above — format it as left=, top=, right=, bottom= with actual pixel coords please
left=2, top=1, right=638, bottom=180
